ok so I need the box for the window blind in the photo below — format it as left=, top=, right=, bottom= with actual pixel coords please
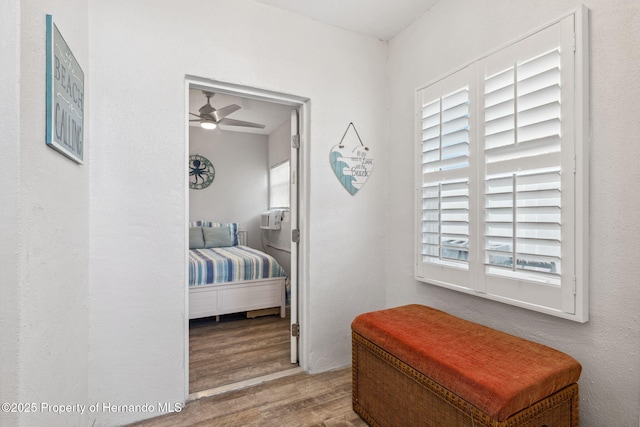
left=484, top=48, right=562, bottom=286
left=415, top=9, right=589, bottom=321
left=420, top=87, right=470, bottom=268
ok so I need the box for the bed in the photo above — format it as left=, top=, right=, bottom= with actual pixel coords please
left=188, top=221, right=287, bottom=320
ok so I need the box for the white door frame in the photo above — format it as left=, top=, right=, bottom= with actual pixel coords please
left=289, top=108, right=299, bottom=364
left=183, top=76, right=310, bottom=398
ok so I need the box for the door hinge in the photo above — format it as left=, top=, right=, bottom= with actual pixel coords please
left=291, top=134, right=300, bottom=149
left=291, top=323, right=300, bottom=337
left=292, top=229, right=300, bottom=243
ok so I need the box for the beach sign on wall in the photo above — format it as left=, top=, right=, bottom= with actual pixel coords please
left=329, top=122, right=374, bottom=195
left=46, top=14, right=85, bottom=164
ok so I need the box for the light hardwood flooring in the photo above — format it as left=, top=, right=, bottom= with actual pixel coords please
left=129, top=367, right=366, bottom=427
left=130, top=312, right=366, bottom=426
left=189, top=312, right=293, bottom=393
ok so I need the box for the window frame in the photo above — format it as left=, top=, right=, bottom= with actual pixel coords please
left=414, top=6, right=589, bottom=322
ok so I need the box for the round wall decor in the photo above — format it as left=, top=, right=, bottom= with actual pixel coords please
left=189, top=154, right=215, bottom=189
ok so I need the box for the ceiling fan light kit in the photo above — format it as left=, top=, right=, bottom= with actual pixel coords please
left=200, top=121, right=217, bottom=130
left=190, top=90, right=266, bottom=130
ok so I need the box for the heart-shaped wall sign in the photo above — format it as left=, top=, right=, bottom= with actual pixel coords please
left=330, top=123, right=374, bottom=195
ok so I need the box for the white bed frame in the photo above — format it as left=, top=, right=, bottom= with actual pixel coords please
left=189, top=277, right=286, bottom=320
left=188, top=230, right=286, bottom=320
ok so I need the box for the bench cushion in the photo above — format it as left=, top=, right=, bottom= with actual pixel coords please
left=351, top=304, right=581, bottom=421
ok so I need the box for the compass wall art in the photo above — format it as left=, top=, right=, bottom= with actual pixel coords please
left=189, top=154, right=215, bottom=190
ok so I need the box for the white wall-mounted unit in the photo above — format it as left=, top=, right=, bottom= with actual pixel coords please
left=260, top=209, right=283, bottom=230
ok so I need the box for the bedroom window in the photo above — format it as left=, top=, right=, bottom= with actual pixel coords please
left=415, top=8, right=589, bottom=322
left=269, top=160, right=290, bottom=209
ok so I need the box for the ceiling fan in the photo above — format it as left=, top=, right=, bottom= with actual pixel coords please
left=189, top=91, right=265, bottom=130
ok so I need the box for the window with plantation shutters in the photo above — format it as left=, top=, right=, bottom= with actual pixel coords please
left=415, top=8, right=589, bottom=322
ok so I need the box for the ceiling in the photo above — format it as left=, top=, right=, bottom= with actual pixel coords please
left=253, top=0, right=441, bottom=41
left=190, top=2, right=441, bottom=135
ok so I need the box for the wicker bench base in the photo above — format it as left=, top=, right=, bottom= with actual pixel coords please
left=352, top=332, right=579, bottom=427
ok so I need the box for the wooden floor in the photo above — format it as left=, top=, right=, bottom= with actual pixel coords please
left=130, top=312, right=366, bottom=426
left=129, top=367, right=366, bottom=427
left=189, top=312, right=293, bottom=393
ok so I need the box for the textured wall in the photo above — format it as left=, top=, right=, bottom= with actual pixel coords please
left=386, top=0, right=640, bottom=425
left=0, top=1, right=21, bottom=426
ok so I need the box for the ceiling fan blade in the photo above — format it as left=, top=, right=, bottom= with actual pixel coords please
left=189, top=112, right=203, bottom=118
left=189, top=119, right=201, bottom=122
left=218, top=118, right=266, bottom=129
left=212, top=104, right=241, bottom=122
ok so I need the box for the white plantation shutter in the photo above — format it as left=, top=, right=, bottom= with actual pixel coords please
left=484, top=48, right=563, bottom=284
left=421, top=180, right=469, bottom=264
left=480, top=16, right=576, bottom=312
left=421, top=88, right=470, bottom=266
left=417, top=67, right=474, bottom=289
left=415, top=10, right=589, bottom=321
left=484, top=171, right=562, bottom=282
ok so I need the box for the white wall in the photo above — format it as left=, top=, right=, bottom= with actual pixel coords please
left=0, top=1, right=21, bottom=426
left=88, top=0, right=387, bottom=424
left=386, top=0, right=640, bottom=425
left=0, top=1, right=90, bottom=426
left=189, top=126, right=269, bottom=249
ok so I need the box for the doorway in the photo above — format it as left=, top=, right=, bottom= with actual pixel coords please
left=184, top=77, right=307, bottom=399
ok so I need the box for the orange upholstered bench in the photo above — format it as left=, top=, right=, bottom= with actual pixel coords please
left=352, top=305, right=581, bottom=427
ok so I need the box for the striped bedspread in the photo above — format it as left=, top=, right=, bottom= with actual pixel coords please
left=189, top=245, right=286, bottom=287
